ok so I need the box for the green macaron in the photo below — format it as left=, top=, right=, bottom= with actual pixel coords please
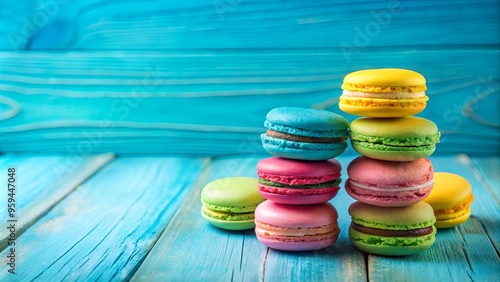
left=349, top=116, right=440, bottom=161
left=348, top=201, right=437, bottom=256
left=201, top=177, right=265, bottom=230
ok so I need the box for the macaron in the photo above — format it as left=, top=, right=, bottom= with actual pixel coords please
left=423, top=172, right=474, bottom=228
left=349, top=116, right=440, bottom=161
left=201, top=177, right=265, bottom=230
left=257, top=157, right=342, bottom=205
left=255, top=201, right=340, bottom=251
left=345, top=156, right=434, bottom=207
left=261, top=107, right=349, bottom=160
left=348, top=201, right=437, bottom=256
left=339, top=68, right=428, bottom=117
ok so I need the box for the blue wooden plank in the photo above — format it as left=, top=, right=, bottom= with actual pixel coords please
left=0, top=0, right=498, bottom=50
left=0, top=50, right=498, bottom=155
left=368, top=155, right=500, bottom=281
left=132, top=155, right=366, bottom=281
left=0, top=153, right=113, bottom=252
left=131, top=156, right=268, bottom=281
left=0, top=157, right=208, bottom=280
left=470, top=157, right=500, bottom=202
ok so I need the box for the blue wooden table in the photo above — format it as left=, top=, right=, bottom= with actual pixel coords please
left=0, top=0, right=499, bottom=280
left=0, top=153, right=498, bottom=281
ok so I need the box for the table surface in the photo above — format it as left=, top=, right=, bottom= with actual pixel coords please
left=0, top=153, right=498, bottom=281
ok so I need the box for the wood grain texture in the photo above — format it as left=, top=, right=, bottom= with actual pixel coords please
left=0, top=153, right=113, bottom=252
left=470, top=157, right=500, bottom=202
left=131, top=156, right=269, bottom=281
left=0, top=154, right=497, bottom=280
left=368, top=155, right=500, bottom=281
left=0, top=0, right=498, bottom=50
left=0, top=50, right=498, bottom=155
left=0, top=157, right=208, bottom=281
left=132, top=155, right=365, bottom=281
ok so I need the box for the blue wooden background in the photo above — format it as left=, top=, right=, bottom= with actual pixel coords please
left=0, top=0, right=498, bottom=155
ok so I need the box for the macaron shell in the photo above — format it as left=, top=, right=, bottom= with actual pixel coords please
left=265, top=107, right=349, bottom=137
left=348, top=157, right=433, bottom=186
left=348, top=201, right=436, bottom=230
left=255, top=201, right=340, bottom=251
left=201, top=177, right=265, bottom=213
left=201, top=211, right=256, bottom=230
left=349, top=225, right=436, bottom=256
left=350, top=117, right=439, bottom=139
left=423, top=172, right=473, bottom=210
left=351, top=144, right=436, bottom=161
left=257, top=157, right=341, bottom=179
left=345, top=157, right=434, bottom=206
left=341, top=68, right=427, bottom=92
left=423, top=172, right=474, bottom=228
left=262, top=134, right=347, bottom=160
left=255, top=201, right=338, bottom=228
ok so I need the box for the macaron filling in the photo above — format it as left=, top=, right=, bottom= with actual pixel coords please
left=259, top=178, right=341, bottom=189
left=435, top=207, right=470, bottom=220
left=350, top=132, right=440, bottom=148
left=264, top=121, right=348, bottom=138
left=351, top=217, right=436, bottom=230
left=341, top=83, right=427, bottom=93
left=255, top=221, right=340, bottom=242
left=262, top=135, right=347, bottom=150
left=258, top=171, right=341, bottom=185
left=266, top=129, right=347, bottom=143
left=350, top=222, right=434, bottom=237
left=349, top=226, right=436, bottom=247
left=201, top=198, right=259, bottom=213
left=434, top=194, right=474, bottom=218
left=342, top=90, right=426, bottom=99
left=339, top=97, right=429, bottom=108
left=348, top=179, right=433, bottom=192
left=202, top=205, right=255, bottom=221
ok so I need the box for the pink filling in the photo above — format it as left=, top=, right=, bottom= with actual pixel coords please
left=347, top=179, right=433, bottom=200
left=258, top=172, right=340, bottom=185
left=259, top=184, right=339, bottom=195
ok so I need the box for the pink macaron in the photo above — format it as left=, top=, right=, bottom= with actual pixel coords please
left=257, top=157, right=342, bottom=205
left=254, top=200, right=340, bottom=251
left=345, top=156, right=434, bottom=207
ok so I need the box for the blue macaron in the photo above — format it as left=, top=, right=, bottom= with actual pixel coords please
left=261, top=107, right=349, bottom=160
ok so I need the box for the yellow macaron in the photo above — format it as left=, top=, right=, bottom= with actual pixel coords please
left=423, top=172, right=474, bottom=228
left=339, top=68, right=428, bottom=117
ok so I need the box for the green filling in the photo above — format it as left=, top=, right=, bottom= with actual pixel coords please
left=350, top=132, right=440, bottom=147
left=202, top=206, right=254, bottom=221
left=352, top=141, right=435, bottom=151
left=258, top=178, right=341, bottom=189
left=201, top=199, right=257, bottom=213
left=352, top=218, right=436, bottom=230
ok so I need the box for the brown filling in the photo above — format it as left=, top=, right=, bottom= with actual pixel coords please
left=351, top=222, right=434, bottom=237
left=266, top=130, right=347, bottom=143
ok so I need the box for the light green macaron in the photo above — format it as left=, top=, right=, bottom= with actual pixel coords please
left=201, top=177, right=265, bottom=230
left=349, top=116, right=440, bottom=161
left=348, top=201, right=437, bottom=256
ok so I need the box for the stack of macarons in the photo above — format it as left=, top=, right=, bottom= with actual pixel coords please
left=339, top=68, right=441, bottom=256
left=255, top=106, right=349, bottom=251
